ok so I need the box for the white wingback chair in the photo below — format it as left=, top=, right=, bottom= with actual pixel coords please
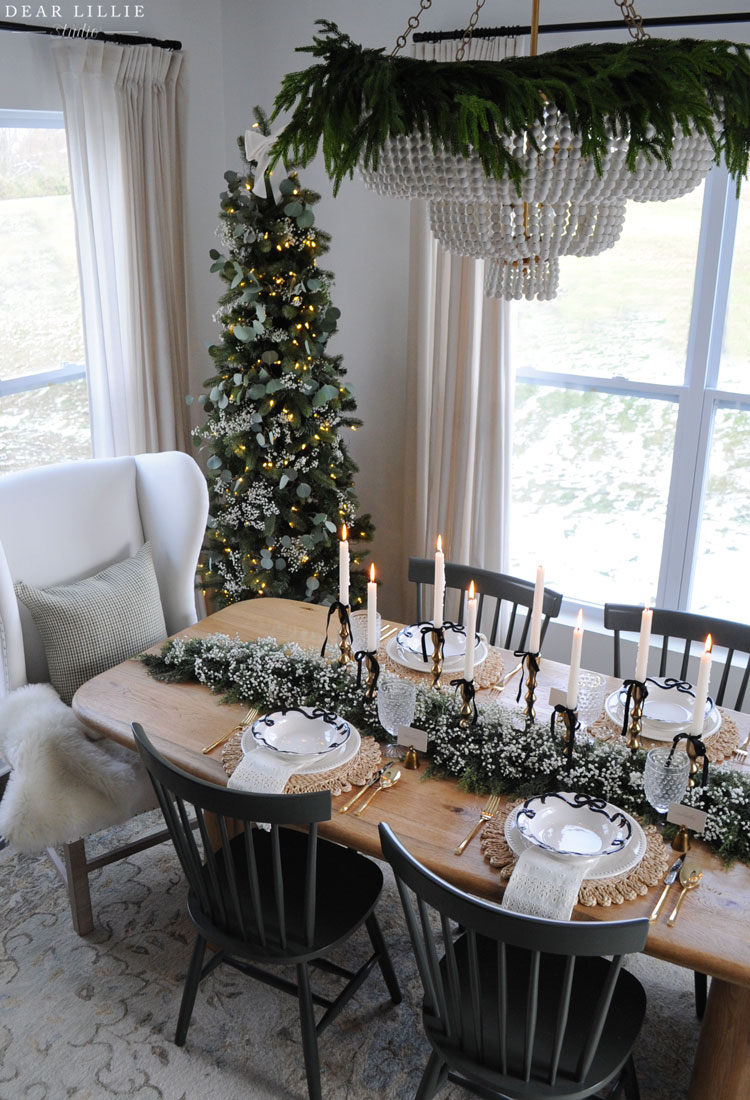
left=0, top=451, right=209, bottom=932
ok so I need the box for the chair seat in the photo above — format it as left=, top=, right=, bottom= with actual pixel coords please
left=424, top=934, right=646, bottom=1100
left=188, top=827, right=384, bottom=963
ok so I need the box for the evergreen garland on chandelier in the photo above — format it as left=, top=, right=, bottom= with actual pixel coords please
left=270, top=21, right=750, bottom=195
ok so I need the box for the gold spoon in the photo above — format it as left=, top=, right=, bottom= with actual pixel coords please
left=354, top=764, right=401, bottom=816
left=667, top=865, right=703, bottom=926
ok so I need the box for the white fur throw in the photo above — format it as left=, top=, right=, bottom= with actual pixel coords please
left=0, top=683, right=157, bottom=852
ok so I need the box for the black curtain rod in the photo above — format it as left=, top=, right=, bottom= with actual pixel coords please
left=0, top=18, right=180, bottom=50
left=413, top=12, right=750, bottom=42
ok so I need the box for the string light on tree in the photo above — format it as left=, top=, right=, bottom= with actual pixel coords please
left=193, top=106, right=374, bottom=608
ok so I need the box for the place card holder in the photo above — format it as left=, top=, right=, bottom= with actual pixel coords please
left=668, top=804, right=709, bottom=853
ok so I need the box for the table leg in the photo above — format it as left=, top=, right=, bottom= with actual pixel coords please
left=687, top=978, right=750, bottom=1100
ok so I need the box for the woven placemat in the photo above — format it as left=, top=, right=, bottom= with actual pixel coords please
left=480, top=802, right=670, bottom=908
left=380, top=640, right=505, bottom=690
left=222, top=730, right=383, bottom=796
left=587, top=708, right=739, bottom=764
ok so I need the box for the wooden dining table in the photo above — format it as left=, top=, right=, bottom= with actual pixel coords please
left=72, top=597, right=750, bottom=1100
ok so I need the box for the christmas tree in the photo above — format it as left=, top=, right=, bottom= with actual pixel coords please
left=194, top=115, right=374, bottom=609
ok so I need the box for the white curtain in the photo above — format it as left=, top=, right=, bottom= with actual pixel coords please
left=53, top=40, right=190, bottom=457
left=407, top=35, right=522, bottom=575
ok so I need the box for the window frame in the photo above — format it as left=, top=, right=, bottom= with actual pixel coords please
left=0, top=107, right=87, bottom=401
left=513, top=160, right=750, bottom=619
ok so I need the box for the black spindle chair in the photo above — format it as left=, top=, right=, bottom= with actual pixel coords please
left=604, top=603, right=750, bottom=711
left=379, top=823, right=648, bottom=1100
left=408, top=558, right=563, bottom=650
left=132, top=724, right=401, bottom=1100
left=604, top=602, right=750, bottom=1020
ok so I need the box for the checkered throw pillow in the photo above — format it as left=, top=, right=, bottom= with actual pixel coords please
left=14, top=542, right=167, bottom=705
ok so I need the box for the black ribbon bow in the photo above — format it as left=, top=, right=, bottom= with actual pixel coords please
left=513, top=649, right=540, bottom=703
left=450, top=676, right=478, bottom=725
left=320, top=600, right=351, bottom=658
left=354, top=649, right=380, bottom=692
left=668, top=732, right=710, bottom=791
left=551, top=703, right=580, bottom=770
left=420, top=622, right=445, bottom=664
left=620, top=678, right=650, bottom=738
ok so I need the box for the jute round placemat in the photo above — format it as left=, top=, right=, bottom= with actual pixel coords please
left=480, top=802, right=670, bottom=908
left=222, top=731, right=383, bottom=796
left=587, top=708, right=739, bottom=764
left=380, top=641, right=505, bottom=690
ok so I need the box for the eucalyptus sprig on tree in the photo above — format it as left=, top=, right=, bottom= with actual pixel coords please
left=194, top=108, right=374, bottom=609
left=270, top=21, right=750, bottom=195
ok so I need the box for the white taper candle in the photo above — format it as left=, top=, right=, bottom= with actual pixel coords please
left=635, top=603, right=653, bottom=682
left=529, top=565, right=545, bottom=653
left=433, top=535, right=445, bottom=625
left=339, top=525, right=349, bottom=607
left=367, top=563, right=378, bottom=652
left=690, top=635, right=713, bottom=735
left=463, top=581, right=478, bottom=682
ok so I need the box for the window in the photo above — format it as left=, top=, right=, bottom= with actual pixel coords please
left=509, top=164, right=750, bottom=623
left=0, top=109, right=90, bottom=475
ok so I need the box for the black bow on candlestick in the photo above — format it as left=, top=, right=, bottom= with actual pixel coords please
left=450, top=676, right=478, bottom=726
left=419, top=621, right=445, bottom=663
left=620, top=677, right=649, bottom=738
left=551, top=703, right=580, bottom=771
left=668, top=732, right=710, bottom=791
left=320, top=599, right=351, bottom=658
left=513, top=649, right=540, bottom=704
left=354, top=649, right=380, bottom=694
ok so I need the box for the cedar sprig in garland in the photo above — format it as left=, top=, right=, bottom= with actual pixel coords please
left=270, top=22, right=750, bottom=195
left=142, top=633, right=750, bottom=866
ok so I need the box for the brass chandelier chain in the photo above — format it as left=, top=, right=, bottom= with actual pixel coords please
left=456, top=0, right=487, bottom=61
left=392, top=0, right=433, bottom=55
left=613, top=0, right=650, bottom=41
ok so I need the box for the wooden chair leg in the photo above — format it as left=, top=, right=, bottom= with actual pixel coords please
left=297, top=962, right=322, bottom=1100
left=175, top=935, right=208, bottom=1047
left=365, top=912, right=402, bottom=1005
left=62, top=839, right=94, bottom=936
left=415, top=1051, right=448, bottom=1100
left=694, top=971, right=708, bottom=1019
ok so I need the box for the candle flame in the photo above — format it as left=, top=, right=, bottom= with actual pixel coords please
left=469, top=580, right=475, bottom=599
left=437, top=534, right=442, bottom=553
left=705, top=634, right=713, bottom=653
left=341, top=523, right=348, bottom=541
left=370, top=563, right=375, bottom=582
left=576, top=609, right=584, bottom=630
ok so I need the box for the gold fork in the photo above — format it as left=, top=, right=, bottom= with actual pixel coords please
left=202, top=707, right=259, bottom=754
left=454, top=794, right=500, bottom=856
left=734, top=731, right=750, bottom=761
left=490, top=662, right=524, bottom=695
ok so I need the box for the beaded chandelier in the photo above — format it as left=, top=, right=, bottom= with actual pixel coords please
left=270, top=3, right=750, bottom=301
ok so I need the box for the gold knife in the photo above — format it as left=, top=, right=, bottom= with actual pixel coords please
left=649, top=853, right=685, bottom=923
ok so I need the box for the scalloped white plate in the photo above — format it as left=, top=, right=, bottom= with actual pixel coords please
left=504, top=803, right=646, bottom=880
left=241, top=722, right=361, bottom=776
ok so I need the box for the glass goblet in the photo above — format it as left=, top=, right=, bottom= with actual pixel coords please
left=643, top=747, right=691, bottom=823
left=349, top=609, right=381, bottom=654
left=377, top=678, right=417, bottom=760
left=576, top=671, right=607, bottom=733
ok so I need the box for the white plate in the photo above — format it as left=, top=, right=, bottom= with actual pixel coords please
left=604, top=687, right=721, bottom=742
left=248, top=707, right=351, bottom=758
left=241, top=723, right=361, bottom=776
left=515, top=792, right=633, bottom=861
left=397, top=622, right=482, bottom=661
left=504, top=803, right=646, bottom=881
left=386, top=634, right=489, bottom=674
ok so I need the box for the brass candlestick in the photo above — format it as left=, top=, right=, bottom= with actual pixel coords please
left=671, top=736, right=706, bottom=853
left=625, top=680, right=646, bottom=750
left=522, top=652, right=541, bottom=723
left=363, top=652, right=378, bottom=702
left=458, top=678, right=476, bottom=730
left=430, top=626, right=445, bottom=689
left=337, top=605, right=353, bottom=666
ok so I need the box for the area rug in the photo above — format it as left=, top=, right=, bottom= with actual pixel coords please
left=0, top=813, right=700, bottom=1100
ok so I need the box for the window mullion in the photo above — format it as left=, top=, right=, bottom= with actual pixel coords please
left=657, top=166, right=734, bottom=609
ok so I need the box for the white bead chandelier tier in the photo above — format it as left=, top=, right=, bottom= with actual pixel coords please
left=428, top=199, right=627, bottom=262
left=484, top=256, right=560, bottom=302
left=358, top=106, right=717, bottom=206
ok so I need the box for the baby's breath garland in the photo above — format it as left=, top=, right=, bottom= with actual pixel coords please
left=142, top=634, right=750, bottom=866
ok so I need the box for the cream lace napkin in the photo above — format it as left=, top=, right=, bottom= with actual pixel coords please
left=501, top=847, right=596, bottom=920
left=227, top=748, right=307, bottom=830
